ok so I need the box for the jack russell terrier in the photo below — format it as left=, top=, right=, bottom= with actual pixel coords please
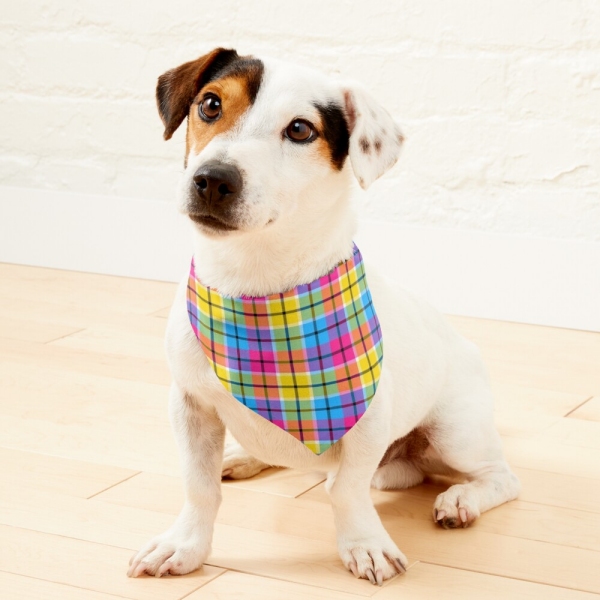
left=127, top=47, right=520, bottom=585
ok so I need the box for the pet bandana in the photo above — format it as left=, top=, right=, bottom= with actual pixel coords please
left=186, top=244, right=383, bottom=454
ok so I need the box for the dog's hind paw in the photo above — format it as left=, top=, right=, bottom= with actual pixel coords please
left=433, top=484, right=480, bottom=529
left=221, top=441, right=270, bottom=480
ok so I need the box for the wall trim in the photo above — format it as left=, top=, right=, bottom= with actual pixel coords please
left=1, top=185, right=599, bottom=332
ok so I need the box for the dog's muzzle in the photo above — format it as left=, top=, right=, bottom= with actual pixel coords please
left=189, top=160, right=243, bottom=231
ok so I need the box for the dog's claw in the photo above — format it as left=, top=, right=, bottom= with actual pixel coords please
left=349, top=560, right=359, bottom=577
left=375, top=569, right=384, bottom=586
left=395, top=558, right=406, bottom=574
left=366, top=568, right=376, bottom=585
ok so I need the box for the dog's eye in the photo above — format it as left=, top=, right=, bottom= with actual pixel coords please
left=284, top=119, right=315, bottom=143
left=199, top=94, right=222, bottom=121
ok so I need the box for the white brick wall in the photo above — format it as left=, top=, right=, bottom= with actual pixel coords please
left=1, top=0, right=599, bottom=241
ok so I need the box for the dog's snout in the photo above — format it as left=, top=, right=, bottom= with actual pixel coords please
left=193, top=161, right=242, bottom=206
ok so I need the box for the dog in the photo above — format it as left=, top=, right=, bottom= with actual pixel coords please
left=127, top=47, right=520, bottom=585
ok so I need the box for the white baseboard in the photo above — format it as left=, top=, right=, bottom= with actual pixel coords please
left=1, top=185, right=599, bottom=332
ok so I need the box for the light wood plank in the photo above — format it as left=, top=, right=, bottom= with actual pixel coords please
left=492, top=383, right=588, bottom=438
left=0, top=315, right=82, bottom=343
left=51, top=322, right=167, bottom=361
left=0, top=362, right=169, bottom=423
left=448, top=315, right=600, bottom=396
left=447, top=315, right=600, bottom=360
left=0, top=296, right=170, bottom=342
left=190, top=570, right=367, bottom=600
left=568, top=396, right=600, bottom=422
left=0, top=572, right=125, bottom=600
left=475, top=499, right=600, bottom=551
left=0, top=337, right=170, bottom=385
left=374, top=562, right=600, bottom=600
left=0, top=447, right=137, bottom=499
left=502, top=436, right=600, bottom=479
left=0, top=525, right=223, bottom=600
left=0, top=263, right=177, bottom=316
left=0, top=414, right=180, bottom=476
left=514, top=467, right=600, bottom=514
left=537, top=418, right=600, bottom=450
left=0, top=361, right=178, bottom=474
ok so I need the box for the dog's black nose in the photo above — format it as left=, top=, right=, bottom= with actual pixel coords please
left=193, top=161, right=242, bottom=206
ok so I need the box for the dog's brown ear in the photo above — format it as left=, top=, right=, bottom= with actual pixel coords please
left=341, top=82, right=404, bottom=189
left=156, top=48, right=239, bottom=140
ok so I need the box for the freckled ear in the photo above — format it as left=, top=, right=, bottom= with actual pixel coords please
left=156, top=48, right=238, bottom=140
left=342, top=83, right=404, bottom=190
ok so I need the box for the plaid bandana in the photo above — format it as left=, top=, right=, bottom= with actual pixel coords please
left=186, top=244, right=383, bottom=454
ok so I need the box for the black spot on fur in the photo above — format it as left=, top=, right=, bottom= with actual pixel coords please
left=314, top=102, right=350, bottom=170
left=374, top=139, right=382, bottom=154
left=359, top=136, right=371, bottom=154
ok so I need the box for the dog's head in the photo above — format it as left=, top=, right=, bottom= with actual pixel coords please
left=157, top=48, right=404, bottom=237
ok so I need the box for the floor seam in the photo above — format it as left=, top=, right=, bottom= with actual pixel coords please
left=563, top=396, right=594, bottom=418
left=86, top=471, right=142, bottom=500
left=0, top=569, right=133, bottom=599
left=178, top=568, right=229, bottom=599
left=294, top=476, right=327, bottom=498
left=417, top=560, right=599, bottom=594
left=43, top=327, right=87, bottom=344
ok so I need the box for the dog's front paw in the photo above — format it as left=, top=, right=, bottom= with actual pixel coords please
left=221, top=441, right=269, bottom=479
left=127, top=528, right=210, bottom=578
left=338, top=536, right=407, bottom=585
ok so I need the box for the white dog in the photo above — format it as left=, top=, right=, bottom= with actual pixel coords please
left=128, top=48, right=520, bottom=585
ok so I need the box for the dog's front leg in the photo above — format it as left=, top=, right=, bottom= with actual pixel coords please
left=128, top=382, right=224, bottom=577
left=328, top=419, right=408, bottom=585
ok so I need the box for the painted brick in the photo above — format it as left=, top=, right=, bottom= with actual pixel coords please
left=1, top=0, right=599, bottom=242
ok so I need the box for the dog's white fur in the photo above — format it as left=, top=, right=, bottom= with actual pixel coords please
left=128, top=55, right=520, bottom=584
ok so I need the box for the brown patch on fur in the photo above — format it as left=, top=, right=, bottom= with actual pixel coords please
left=156, top=48, right=239, bottom=140
left=343, top=90, right=357, bottom=133
left=156, top=48, right=263, bottom=155
left=374, top=139, right=382, bottom=154
left=378, top=428, right=430, bottom=468
left=187, top=75, right=254, bottom=155
left=359, top=136, right=371, bottom=154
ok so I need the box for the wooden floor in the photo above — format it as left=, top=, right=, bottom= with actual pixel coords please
left=1, top=262, right=599, bottom=600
